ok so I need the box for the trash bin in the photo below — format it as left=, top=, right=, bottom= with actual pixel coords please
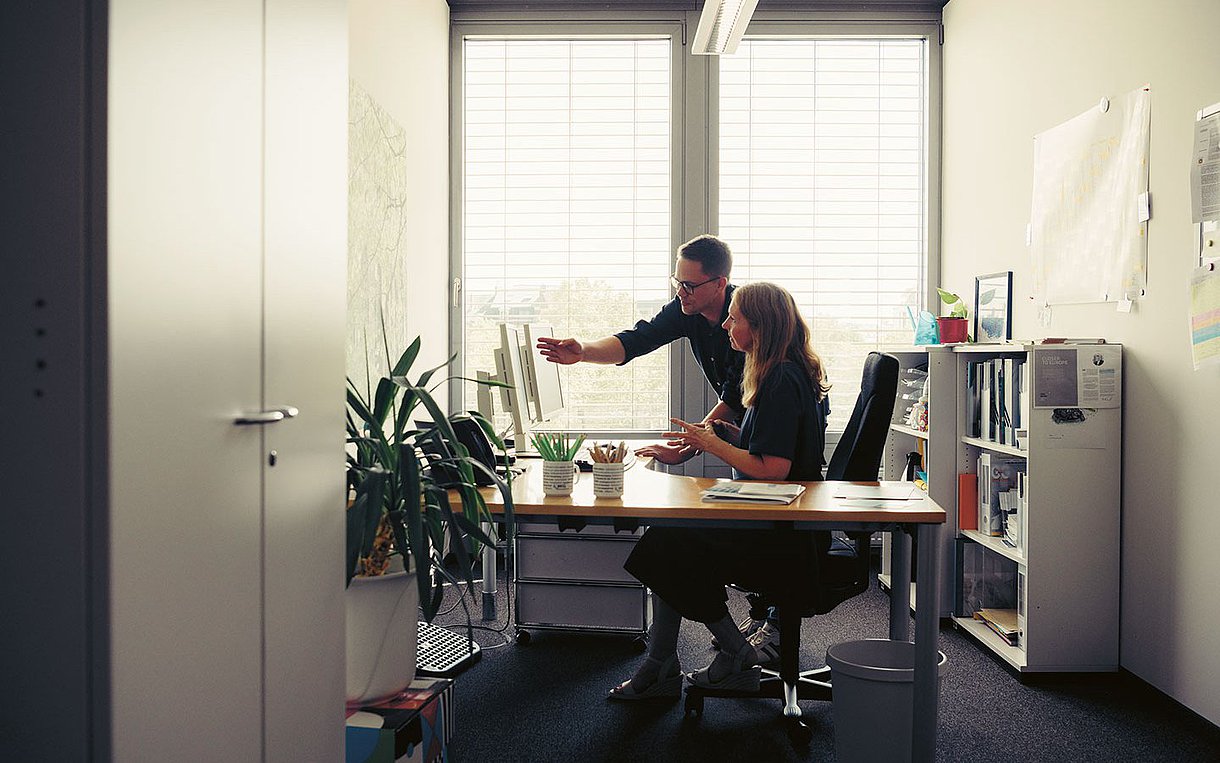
left=825, top=639, right=947, bottom=763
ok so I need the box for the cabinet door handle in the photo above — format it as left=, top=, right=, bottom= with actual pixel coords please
left=234, top=410, right=286, bottom=426
left=271, top=406, right=299, bottom=419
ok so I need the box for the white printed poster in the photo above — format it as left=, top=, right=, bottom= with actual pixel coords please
left=1030, top=86, right=1151, bottom=305
left=1077, top=345, right=1121, bottom=408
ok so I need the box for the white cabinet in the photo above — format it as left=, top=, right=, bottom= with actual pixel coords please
left=878, top=346, right=958, bottom=618
left=951, top=344, right=1122, bottom=672
left=879, top=343, right=1122, bottom=672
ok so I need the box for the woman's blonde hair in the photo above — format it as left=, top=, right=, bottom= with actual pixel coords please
left=732, top=282, right=830, bottom=407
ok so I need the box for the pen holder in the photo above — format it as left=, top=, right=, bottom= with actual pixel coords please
left=542, top=460, right=576, bottom=496
left=592, top=462, right=625, bottom=498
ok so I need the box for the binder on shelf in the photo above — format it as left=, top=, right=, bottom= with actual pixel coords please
left=980, top=361, right=993, bottom=442
left=958, top=473, right=978, bottom=531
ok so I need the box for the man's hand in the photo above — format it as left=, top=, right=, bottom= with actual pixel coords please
left=634, top=442, right=699, bottom=465
left=536, top=336, right=584, bottom=365
left=663, top=417, right=722, bottom=455
left=707, top=418, right=741, bottom=444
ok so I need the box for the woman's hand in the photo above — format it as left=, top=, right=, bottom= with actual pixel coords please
left=663, top=417, right=723, bottom=456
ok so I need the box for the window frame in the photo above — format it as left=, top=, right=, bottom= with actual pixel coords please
left=448, top=9, right=942, bottom=450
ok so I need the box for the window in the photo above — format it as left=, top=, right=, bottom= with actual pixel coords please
left=460, top=37, right=673, bottom=434
left=719, top=38, right=928, bottom=429
left=453, top=14, right=939, bottom=443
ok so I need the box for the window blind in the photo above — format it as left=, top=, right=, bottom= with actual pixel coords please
left=719, top=39, right=927, bottom=428
left=461, top=38, right=672, bottom=433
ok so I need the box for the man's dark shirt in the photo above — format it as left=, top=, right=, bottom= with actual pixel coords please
left=614, top=284, right=745, bottom=418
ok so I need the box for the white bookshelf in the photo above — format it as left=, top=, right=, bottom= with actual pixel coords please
left=878, top=345, right=957, bottom=618
left=878, top=342, right=1123, bottom=673
left=950, top=343, right=1122, bottom=673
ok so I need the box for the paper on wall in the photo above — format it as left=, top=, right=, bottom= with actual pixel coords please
left=1190, top=265, right=1220, bottom=370
left=1030, top=86, right=1151, bottom=305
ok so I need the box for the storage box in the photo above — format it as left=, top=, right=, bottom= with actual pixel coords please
left=346, top=677, right=453, bottom=763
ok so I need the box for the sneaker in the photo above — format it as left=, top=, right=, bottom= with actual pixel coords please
left=746, top=622, right=781, bottom=667
left=711, top=613, right=764, bottom=650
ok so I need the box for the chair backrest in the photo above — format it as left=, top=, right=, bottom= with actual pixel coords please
left=804, top=352, right=901, bottom=615
left=825, top=352, right=900, bottom=481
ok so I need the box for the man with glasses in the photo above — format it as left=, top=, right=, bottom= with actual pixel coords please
left=537, top=234, right=745, bottom=465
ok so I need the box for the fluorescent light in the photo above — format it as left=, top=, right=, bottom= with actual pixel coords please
left=690, top=0, right=759, bottom=56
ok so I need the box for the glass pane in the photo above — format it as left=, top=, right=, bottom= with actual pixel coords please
left=719, top=38, right=927, bottom=429
left=463, top=38, right=672, bottom=434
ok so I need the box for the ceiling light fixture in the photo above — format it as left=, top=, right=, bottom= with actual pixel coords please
left=690, top=0, right=760, bottom=56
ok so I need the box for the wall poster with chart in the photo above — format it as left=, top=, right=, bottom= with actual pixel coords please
left=1030, top=86, right=1151, bottom=306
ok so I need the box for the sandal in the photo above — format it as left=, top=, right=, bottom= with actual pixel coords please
left=608, top=653, right=682, bottom=701
left=686, top=642, right=762, bottom=692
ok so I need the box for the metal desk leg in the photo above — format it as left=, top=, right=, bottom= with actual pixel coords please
left=481, top=521, right=497, bottom=620
left=912, top=523, right=941, bottom=762
left=888, top=528, right=911, bottom=642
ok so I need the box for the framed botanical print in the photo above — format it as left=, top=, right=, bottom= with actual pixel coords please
left=974, top=272, right=1013, bottom=343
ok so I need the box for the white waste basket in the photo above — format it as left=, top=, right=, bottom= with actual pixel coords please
left=825, top=639, right=947, bottom=763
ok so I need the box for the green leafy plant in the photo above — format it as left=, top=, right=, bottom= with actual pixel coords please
left=346, top=334, right=514, bottom=621
left=936, top=288, right=969, bottom=319
left=529, top=431, right=585, bottom=462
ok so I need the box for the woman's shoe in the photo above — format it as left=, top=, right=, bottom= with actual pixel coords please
left=686, top=642, right=762, bottom=692
left=608, top=653, right=683, bottom=701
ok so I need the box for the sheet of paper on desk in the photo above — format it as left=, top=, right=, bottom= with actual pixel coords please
left=833, top=484, right=919, bottom=500
left=839, top=499, right=904, bottom=509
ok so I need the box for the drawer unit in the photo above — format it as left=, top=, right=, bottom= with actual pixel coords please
left=512, top=521, right=650, bottom=644
left=516, top=535, right=638, bottom=584
left=515, top=582, right=649, bottom=633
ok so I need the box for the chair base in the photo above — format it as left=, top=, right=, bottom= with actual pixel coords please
left=682, top=665, right=833, bottom=715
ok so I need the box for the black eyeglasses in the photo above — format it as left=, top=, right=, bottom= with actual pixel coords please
left=670, top=275, right=720, bottom=295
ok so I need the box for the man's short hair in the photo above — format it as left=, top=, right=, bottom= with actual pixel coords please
left=678, top=234, right=732, bottom=278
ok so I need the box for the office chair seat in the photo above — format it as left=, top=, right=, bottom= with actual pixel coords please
left=683, top=352, right=900, bottom=746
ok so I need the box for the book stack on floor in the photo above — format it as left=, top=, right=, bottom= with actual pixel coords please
left=346, top=677, right=453, bottom=763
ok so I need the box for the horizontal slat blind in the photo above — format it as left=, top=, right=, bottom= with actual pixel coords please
left=719, top=39, right=927, bottom=428
left=462, top=38, right=672, bottom=433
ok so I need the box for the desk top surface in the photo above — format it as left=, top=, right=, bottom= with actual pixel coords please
left=479, top=460, right=945, bottom=525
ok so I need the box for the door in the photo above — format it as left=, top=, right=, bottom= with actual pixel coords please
left=108, top=0, right=347, bottom=759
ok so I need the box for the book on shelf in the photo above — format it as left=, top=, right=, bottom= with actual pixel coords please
left=974, top=608, right=1021, bottom=646
left=978, top=454, right=1025, bottom=536
left=701, top=481, right=806, bottom=504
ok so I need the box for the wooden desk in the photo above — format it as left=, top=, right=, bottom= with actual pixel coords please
left=476, top=461, right=945, bottom=761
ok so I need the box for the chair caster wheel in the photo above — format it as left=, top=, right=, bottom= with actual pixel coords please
left=784, top=718, right=812, bottom=746
left=683, top=692, right=704, bottom=719
left=515, top=629, right=531, bottom=646
left=632, top=636, right=648, bottom=653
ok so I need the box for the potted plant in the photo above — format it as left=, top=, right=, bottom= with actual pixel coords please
left=935, top=287, right=970, bottom=343
left=345, top=335, right=513, bottom=704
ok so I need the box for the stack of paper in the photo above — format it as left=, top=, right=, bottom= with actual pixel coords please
left=700, top=482, right=806, bottom=504
left=974, top=608, right=1021, bottom=646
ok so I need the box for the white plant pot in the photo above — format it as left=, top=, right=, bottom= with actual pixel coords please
left=345, top=567, right=419, bottom=705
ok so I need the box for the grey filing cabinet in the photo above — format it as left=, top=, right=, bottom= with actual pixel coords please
left=513, top=520, right=651, bottom=646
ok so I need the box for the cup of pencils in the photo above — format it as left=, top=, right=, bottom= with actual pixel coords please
left=589, top=441, right=627, bottom=498
left=532, top=432, right=584, bottom=497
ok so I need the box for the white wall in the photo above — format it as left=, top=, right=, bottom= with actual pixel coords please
left=942, top=0, right=1220, bottom=724
left=350, top=0, right=450, bottom=403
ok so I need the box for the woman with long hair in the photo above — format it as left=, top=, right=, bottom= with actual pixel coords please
left=609, top=281, right=831, bottom=700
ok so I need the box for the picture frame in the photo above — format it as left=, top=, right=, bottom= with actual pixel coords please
left=974, top=271, right=1013, bottom=344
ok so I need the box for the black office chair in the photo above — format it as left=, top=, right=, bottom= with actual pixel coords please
left=684, top=351, right=901, bottom=744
